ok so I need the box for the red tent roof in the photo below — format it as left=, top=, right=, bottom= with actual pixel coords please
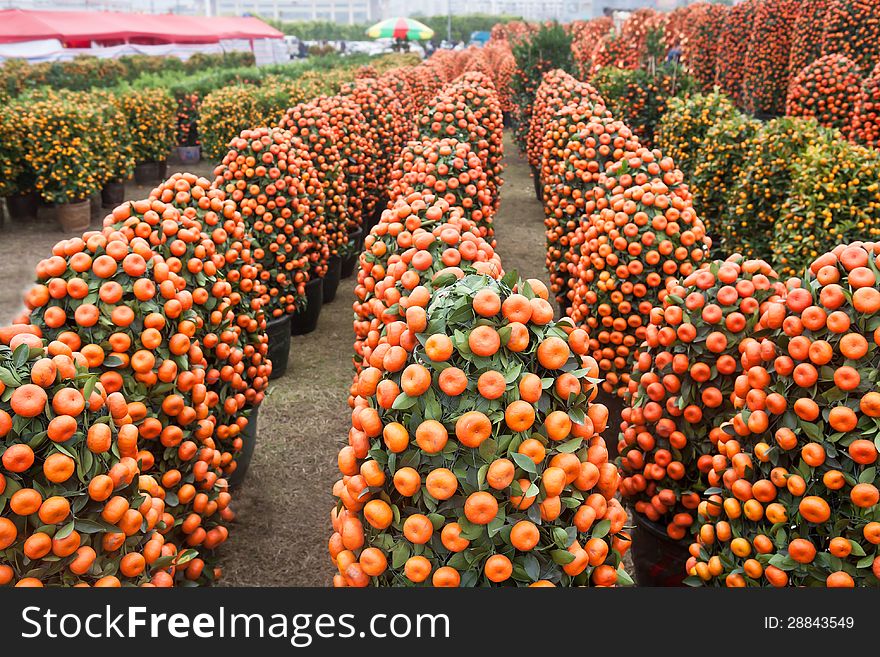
left=0, top=9, right=283, bottom=45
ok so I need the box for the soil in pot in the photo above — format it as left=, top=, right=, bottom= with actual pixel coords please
left=630, top=513, right=691, bottom=587
left=5, top=191, right=39, bottom=221
left=291, top=276, right=323, bottom=335
left=57, top=199, right=92, bottom=232
left=266, top=314, right=292, bottom=380
left=101, top=181, right=125, bottom=208
left=228, top=404, right=259, bottom=490
left=322, top=255, right=343, bottom=303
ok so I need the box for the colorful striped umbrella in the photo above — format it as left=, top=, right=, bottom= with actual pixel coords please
left=365, top=17, right=434, bottom=40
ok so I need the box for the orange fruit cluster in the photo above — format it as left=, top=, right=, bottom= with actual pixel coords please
left=352, top=194, right=502, bottom=373
left=688, top=242, right=880, bottom=587
left=569, top=148, right=711, bottom=397
left=332, top=274, right=628, bottom=587
left=569, top=16, right=614, bottom=78
left=618, top=257, right=786, bottom=540
left=22, top=237, right=229, bottom=585
left=416, top=73, right=505, bottom=211
left=786, top=54, right=863, bottom=132
left=480, top=44, right=518, bottom=115
left=311, top=94, right=380, bottom=233
left=340, top=77, right=408, bottom=203
left=821, top=0, right=880, bottom=73
left=0, top=328, right=163, bottom=587
left=742, top=0, right=800, bottom=116
left=19, top=172, right=278, bottom=584
left=849, top=62, right=880, bottom=149
left=387, top=138, right=496, bottom=245
left=105, top=174, right=271, bottom=472
left=526, top=70, right=605, bottom=171
left=593, top=8, right=667, bottom=73
left=541, top=107, right=639, bottom=311
left=213, top=126, right=326, bottom=317
left=714, top=0, right=757, bottom=108
left=788, top=0, right=830, bottom=80
left=278, top=101, right=351, bottom=262
left=680, top=3, right=730, bottom=92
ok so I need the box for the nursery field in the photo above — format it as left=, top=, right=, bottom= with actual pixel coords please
left=0, top=133, right=550, bottom=586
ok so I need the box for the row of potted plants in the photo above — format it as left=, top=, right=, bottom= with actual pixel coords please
left=528, top=45, right=880, bottom=588
left=0, top=54, right=416, bottom=233
left=0, top=51, right=445, bottom=587
left=331, top=45, right=633, bottom=588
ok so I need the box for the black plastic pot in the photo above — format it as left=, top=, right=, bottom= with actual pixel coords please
left=266, top=314, right=292, bottom=380
left=5, top=191, right=39, bottom=221
left=341, top=227, right=364, bottom=279
left=228, top=404, right=259, bottom=490
left=595, top=388, right=625, bottom=462
left=531, top=165, right=543, bottom=203
left=133, top=160, right=168, bottom=186
left=290, top=276, right=324, bottom=335
left=322, top=255, right=343, bottom=303
left=101, top=181, right=125, bottom=208
left=630, top=513, right=691, bottom=587
left=366, top=205, right=385, bottom=232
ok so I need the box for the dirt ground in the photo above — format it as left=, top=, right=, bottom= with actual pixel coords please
left=0, top=134, right=596, bottom=587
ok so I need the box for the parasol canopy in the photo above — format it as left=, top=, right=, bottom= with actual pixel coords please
left=365, top=17, right=434, bottom=41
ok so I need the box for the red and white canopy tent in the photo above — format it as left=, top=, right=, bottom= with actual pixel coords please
left=0, top=9, right=285, bottom=64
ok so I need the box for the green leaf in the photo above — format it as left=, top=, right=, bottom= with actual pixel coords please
left=554, top=437, right=582, bottom=454
left=848, top=540, right=866, bottom=557
left=550, top=549, right=576, bottom=565
left=54, top=521, right=75, bottom=541
left=12, top=343, right=29, bottom=368
left=74, top=518, right=109, bottom=534
left=511, top=452, right=537, bottom=474
left=391, top=542, right=411, bottom=569
left=391, top=393, right=418, bottom=410
left=591, top=519, right=611, bottom=539
left=552, top=526, right=570, bottom=548
left=521, top=554, right=540, bottom=581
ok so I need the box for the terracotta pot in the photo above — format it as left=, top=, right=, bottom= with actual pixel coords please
left=57, top=200, right=91, bottom=233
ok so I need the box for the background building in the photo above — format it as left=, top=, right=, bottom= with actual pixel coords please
left=211, top=0, right=374, bottom=22
left=385, top=0, right=594, bottom=22
left=1, top=0, right=731, bottom=22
